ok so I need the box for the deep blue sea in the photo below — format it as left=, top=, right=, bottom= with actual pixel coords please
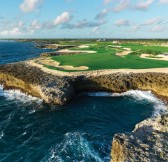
left=0, top=40, right=167, bottom=162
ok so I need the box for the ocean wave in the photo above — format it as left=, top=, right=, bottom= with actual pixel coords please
left=0, top=85, right=42, bottom=104
left=42, top=132, right=105, bottom=162
left=86, top=90, right=167, bottom=117
left=0, top=131, right=4, bottom=139
left=0, top=112, right=15, bottom=140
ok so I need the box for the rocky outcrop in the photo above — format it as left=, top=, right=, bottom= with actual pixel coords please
left=0, top=62, right=75, bottom=105
left=111, top=113, right=168, bottom=162
left=74, top=73, right=168, bottom=102
left=41, top=51, right=84, bottom=57
left=0, top=62, right=168, bottom=161
left=36, top=44, right=76, bottom=50
left=0, top=62, right=168, bottom=104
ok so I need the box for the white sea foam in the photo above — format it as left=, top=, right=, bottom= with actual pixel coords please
left=0, top=131, right=4, bottom=139
left=86, top=90, right=167, bottom=117
left=0, top=85, right=42, bottom=104
left=42, top=132, right=105, bottom=162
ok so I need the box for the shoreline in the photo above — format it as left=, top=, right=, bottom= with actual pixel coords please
left=27, top=59, right=168, bottom=76
left=0, top=59, right=168, bottom=161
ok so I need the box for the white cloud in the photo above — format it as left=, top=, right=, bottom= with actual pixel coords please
left=151, top=25, right=167, bottom=32
left=159, top=0, right=168, bottom=3
left=134, top=0, right=154, bottom=10
left=113, top=0, right=130, bottom=12
left=114, top=19, right=131, bottom=26
left=18, top=21, right=24, bottom=28
left=0, top=27, right=24, bottom=36
left=126, top=24, right=141, bottom=32
left=143, top=17, right=161, bottom=25
left=95, top=9, right=109, bottom=20
left=92, top=26, right=100, bottom=34
left=54, top=12, right=71, bottom=26
left=104, top=0, right=113, bottom=4
left=20, top=0, right=44, bottom=13
left=31, top=20, right=41, bottom=29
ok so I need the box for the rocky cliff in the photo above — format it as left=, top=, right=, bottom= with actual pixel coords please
left=111, top=113, right=168, bottom=162
left=0, top=62, right=75, bottom=105
left=0, top=62, right=168, bottom=162
left=74, top=73, right=168, bottom=103
left=0, top=62, right=168, bottom=104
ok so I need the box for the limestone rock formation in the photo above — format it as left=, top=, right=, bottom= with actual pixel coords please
left=0, top=61, right=168, bottom=161
left=0, top=62, right=74, bottom=105
left=111, top=114, right=168, bottom=162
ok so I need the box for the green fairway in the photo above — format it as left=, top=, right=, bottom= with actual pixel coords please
left=45, top=43, right=168, bottom=71
left=120, top=44, right=168, bottom=54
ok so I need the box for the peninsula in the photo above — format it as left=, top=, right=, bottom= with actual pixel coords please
left=0, top=39, right=168, bottom=161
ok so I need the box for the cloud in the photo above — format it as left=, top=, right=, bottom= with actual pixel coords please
left=114, top=19, right=132, bottom=26
left=0, top=27, right=23, bottom=36
left=104, top=0, right=113, bottom=4
left=54, top=12, right=71, bottom=26
left=143, top=17, right=162, bottom=25
left=125, top=24, right=141, bottom=32
left=95, top=9, right=109, bottom=20
left=112, top=0, right=130, bottom=12
left=134, top=0, right=154, bottom=10
left=92, top=26, right=100, bottom=34
left=0, top=19, right=36, bottom=37
left=151, top=25, right=167, bottom=32
left=159, top=0, right=168, bottom=3
left=62, top=19, right=106, bottom=29
left=31, top=20, right=41, bottom=30
left=20, top=0, right=44, bottom=13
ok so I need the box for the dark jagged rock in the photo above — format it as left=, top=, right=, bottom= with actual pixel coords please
left=36, top=44, right=76, bottom=50
left=41, top=51, right=84, bottom=57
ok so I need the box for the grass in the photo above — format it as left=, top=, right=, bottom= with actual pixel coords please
left=45, top=43, right=168, bottom=71
left=121, top=43, right=168, bottom=53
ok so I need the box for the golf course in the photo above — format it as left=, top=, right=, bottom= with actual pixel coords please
left=37, top=42, right=168, bottom=71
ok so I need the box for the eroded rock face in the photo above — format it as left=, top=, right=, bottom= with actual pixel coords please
left=111, top=114, right=168, bottom=162
left=0, top=62, right=75, bottom=105
left=1, top=62, right=168, bottom=105
left=75, top=73, right=168, bottom=102
left=0, top=62, right=168, bottom=161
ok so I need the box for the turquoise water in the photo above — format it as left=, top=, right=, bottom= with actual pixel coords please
left=0, top=41, right=167, bottom=162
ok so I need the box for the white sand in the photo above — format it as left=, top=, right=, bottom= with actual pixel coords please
left=109, top=45, right=122, bottom=48
left=78, top=45, right=89, bottom=48
left=116, top=50, right=132, bottom=56
left=34, top=58, right=89, bottom=71
left=140, top=54, right=168, bottom=61
left=27, top=59, right=168, bottom=78
left=58, top=49, right=96, bottom=54
left=123, top=48, right=131, bottom=51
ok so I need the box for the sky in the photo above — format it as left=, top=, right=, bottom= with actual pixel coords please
left=0, top=0, right=168, bottom=38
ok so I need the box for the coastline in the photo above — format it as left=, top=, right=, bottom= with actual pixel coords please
left=0, top=57, right=168, bottom=161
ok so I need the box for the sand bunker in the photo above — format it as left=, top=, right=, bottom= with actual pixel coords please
left=116, top=49, right=132, bottom=56
left=78, top=45, right=89, bottom=48
left=35, top=58, right=89, bottom=71
left=58, top=49, right=96, bottom=54
left=108, top=45, right=122, bottom=48
left=140, top=54, right=168, bottom=61
left=123, top=48, right=131, bottom=51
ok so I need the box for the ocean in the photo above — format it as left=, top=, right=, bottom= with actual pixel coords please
left=0, top=40, right=167, bottom=162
